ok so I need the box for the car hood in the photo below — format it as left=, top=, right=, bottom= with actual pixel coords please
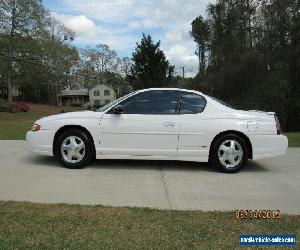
left=36, top=110, right=102, bottom=123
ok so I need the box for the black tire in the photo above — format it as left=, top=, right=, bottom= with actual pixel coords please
left=55, top=128, right=94, bottom=169
left=210, top=134, right=248, bottom=173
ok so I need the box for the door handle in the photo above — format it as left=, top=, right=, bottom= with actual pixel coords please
left=163, top=122, right=175, bottom=128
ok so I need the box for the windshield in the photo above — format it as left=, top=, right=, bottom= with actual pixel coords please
left=96, top=91, right=137, bottom=112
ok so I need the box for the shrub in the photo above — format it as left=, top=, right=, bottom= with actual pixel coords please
left=16, top=102, right=29, bottom=112
left=71, top=103, right=83, bottom=107
left=93, top=104, right=104, bottom=109
left=0, top=100, right=17, bottom=112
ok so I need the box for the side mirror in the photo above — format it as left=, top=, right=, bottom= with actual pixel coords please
left=112, top=105, right=124, bottom=114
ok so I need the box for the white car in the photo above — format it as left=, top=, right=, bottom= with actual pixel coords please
left=26, top=88, right=288, bottom=173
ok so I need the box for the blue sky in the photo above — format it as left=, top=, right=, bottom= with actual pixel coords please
left=43, top=0, right=213, bottom=76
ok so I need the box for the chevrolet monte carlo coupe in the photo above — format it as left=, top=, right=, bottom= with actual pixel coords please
left=26, top=88, right=288, bottom=173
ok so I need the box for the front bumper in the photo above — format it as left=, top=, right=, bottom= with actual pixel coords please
left=26, top=130, right=54, bottom=156
left=249, top=134, right=288, bottom=160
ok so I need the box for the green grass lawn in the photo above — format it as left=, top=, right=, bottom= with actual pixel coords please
left=0, top=112, right=44, bottom=140
left=285, top=132, right=300, bottom=147
left=0, top=109, right=81, bottom=140
left=0, top=112, right=299, bottom=147
left=0, top=201, right=298, bottom=249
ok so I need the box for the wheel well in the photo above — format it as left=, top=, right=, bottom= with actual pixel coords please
left=209, top=130, right=253, bottom=160
left=53, top=125, right=95, bottom=156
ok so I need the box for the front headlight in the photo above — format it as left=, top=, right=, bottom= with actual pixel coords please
left=32, top=123, right=41, bottom=132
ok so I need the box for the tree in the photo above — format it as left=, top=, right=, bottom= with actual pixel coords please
left=130, top=34, right=174, bottom=89
left=288, top=0, right=300, bottom=130
left=78, top=44, right=119, bottom=88
left=0, top=0, right=49, bottom=102
left=190, top=15, right=210, bottom=77
left=81, top=44, right=118, bottom=74
left=0, top=0, right=79, bottom=104
left=74, top=43, right=130, bottom=95
left=188, top=0, right=299, bottom=130
left=117, top=56, right=131, bottom=76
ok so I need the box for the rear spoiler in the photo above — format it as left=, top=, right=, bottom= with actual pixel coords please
left=248, top=110, right=275, bottom=115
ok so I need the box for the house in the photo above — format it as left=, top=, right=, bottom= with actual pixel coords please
left=89, top=84, right=116, bottom=107
left=58, top=84, right=116, bottom=107
left=58, top=88, right=89, bottom=106
left=0, top=86, right=22, bottom=101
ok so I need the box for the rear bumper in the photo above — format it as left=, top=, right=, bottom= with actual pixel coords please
left=249, top=134, right=288, bottom=160
left=26, top=130, right=54, bottom=156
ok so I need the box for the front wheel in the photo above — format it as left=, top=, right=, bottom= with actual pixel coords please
left=210, top=134, right=248, bottom=173
left=55, top=129, right=94, bottom=169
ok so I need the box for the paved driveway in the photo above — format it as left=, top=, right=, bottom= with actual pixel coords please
left=0, top=140, right=299, bottom=214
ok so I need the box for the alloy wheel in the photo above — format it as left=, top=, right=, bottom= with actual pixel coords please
left=61, top=136, right=86, bottom=164
left=218, top=139, right=243, bottom=168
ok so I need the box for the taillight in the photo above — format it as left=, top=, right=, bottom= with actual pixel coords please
left=274, top=115, right=282, bottom=135
left=32, top=123, right=41, bottom=132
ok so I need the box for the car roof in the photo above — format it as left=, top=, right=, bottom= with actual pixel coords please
left=137, top=88, right=206, bottom=96
left=129, top=88, right=234, bottom=111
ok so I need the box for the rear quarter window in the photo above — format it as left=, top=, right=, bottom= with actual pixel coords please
left=180, top=92, right=207, bottom=114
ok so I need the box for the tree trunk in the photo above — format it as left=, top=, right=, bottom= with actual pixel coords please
left=7, top=68, right=12, bottom=102
left=7, top=3, right=16, bottom=103
left=198, top=45, right=201, bottom=74
left=7, top=28, right=13, bottom=103
left=246, top=0, right=252, bottom=48
left=200, top=43, right=206, bottom=77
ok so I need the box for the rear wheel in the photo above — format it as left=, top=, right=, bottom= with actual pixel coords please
left=55, top=129, right=94, bottom=169
left=210, top=134, right=248, bottom=173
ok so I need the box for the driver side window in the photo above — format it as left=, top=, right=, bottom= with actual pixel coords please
left=118, top=90, right=180, bottom=114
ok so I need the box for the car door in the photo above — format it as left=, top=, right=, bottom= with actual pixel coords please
left=98, top=90, right=181, bottom=157
left=178, top=91, right=209, bottom=158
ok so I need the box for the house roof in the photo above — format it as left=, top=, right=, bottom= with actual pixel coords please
left=89, top=84, right=115, bottom=92
left=59, top=89, right=89, bottom=97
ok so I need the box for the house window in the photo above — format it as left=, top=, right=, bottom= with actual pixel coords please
left=94, top=100, right=100, bottom=106
left=104, top=90, right=110, bottom=96
left=94, top=90, right=100, bottom=96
